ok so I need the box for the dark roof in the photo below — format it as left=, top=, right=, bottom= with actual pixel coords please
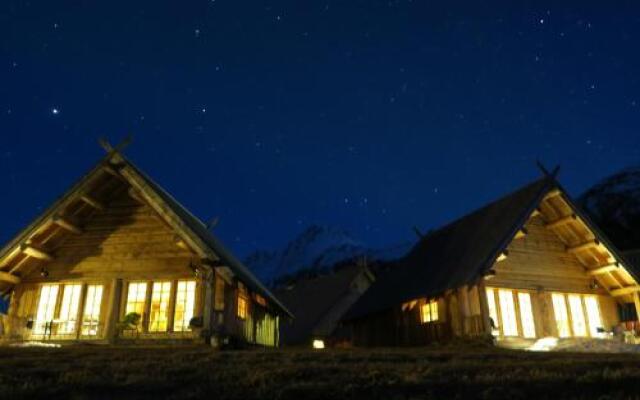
left=344, top=177, right=553, bottom=321
left=275, top=265, right=369, bottom=344
left=121, top=156, right=293, bottom=318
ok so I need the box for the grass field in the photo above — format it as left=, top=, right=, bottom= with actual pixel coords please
left=2, top=341, right=640, bottom=399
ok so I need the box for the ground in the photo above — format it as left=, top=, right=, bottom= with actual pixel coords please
left=2, top=341, right=640, bottom=399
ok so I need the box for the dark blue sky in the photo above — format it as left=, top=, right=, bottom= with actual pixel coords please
left=1, top=1, right=639, bottom=257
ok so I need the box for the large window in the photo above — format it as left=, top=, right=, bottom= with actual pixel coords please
left=517, top=292, right=536, bottom=339
left=58, top=284, right=82, bottom=334
left=584, top=296, right=603, bottom=337
left=237, top=291, right=248, bottom=320
left=498, top=289, right=519, bottom=336
left=552, top=293, right=603, bottom=338
left=34, top=284, right=59, bottom=335
left=214, top=276, right=225, bottom=311
left=568, top=294, right=587, bottom=337
left=486, top=288, right=499, bottom=330
left=552, top=293, right=571, bottom=338
left=149, top=281, right=172, bottom=332
left=81, top=285, right=103, bottom=336
left=173, top=281, right=196, bottom=332
left=420, top=300, right=439, bottom=323
left=125, top=282, right=148, bottom=318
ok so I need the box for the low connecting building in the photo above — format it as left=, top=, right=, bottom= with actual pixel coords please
left=0, top=147, right=291, bottom=345
left=344, top=173, right=640, bottom=346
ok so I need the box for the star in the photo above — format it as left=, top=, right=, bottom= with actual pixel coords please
left=51, top=108, right=60, bottom=115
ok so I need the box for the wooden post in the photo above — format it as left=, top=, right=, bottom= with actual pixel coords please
left=202, top=270, right=214, bottom=344
left=477, top=281, right=493, bottom=335
left=105, top=279, right=122, bottom=342
left=634, top=293, right=640, bottom=324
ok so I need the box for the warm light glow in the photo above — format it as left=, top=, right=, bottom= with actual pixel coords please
left=486, top=288, right=499, bottom=330
left=34, top=284, right=59, bottom=335
left=125, top=282, right=148, bottom=318
left=81, top=285, right=103, bottom=336
left=149, top=281, right=172, bottom=332
left=552, top=293, right=571, bottom=338
left=420, top=300, right=439, bottom=323
left=498, top=289, right=518, bottom=336
left=312, top=339, right=325, bottom=349
left=237, top=294, right=248, bottom=319
left=584, top=296, right=603, bottom=337
left=58, top=284, right=82, bottom=334
left=568, top=294, right=587, bottom=337
left=528, top=337, right=558, bottom=352
left=174, top=281, right=196, bottom=332
left=517, top=292, right=536, bottom=338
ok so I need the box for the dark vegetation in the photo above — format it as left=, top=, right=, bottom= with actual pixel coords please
left=3, top=341, right=640, bottom=400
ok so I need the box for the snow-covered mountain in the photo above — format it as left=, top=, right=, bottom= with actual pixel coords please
left=579, top=167, right=640, bottom=251
left=244, top=225, right=411, bottom=283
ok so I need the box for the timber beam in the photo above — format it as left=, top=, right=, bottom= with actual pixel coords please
left=546, top=214, right=578, bottom=230
left=128, top=188, right=146, bottom=204
left=543, top=188, right=562, bottom=201
left=0, top=271, right=20, bottom=285
left=20, top=244, right=54, bottom=261
left=80, top=193, right=105, bottom=211
left=587, top=264, right=618, bottom=276
left=52, top=215, right=83, bottom=234
left=567, top=240, right=600, bottom=254
left=515, top=228, right=528, bottom=239
left=610, top=285, right=640, bottom=297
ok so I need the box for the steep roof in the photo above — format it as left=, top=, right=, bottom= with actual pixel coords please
left=0, top=151, right=292, bottom=317
left=344, top=177, right=553, bottom=320
left=275, top=265, right=370, bottom=344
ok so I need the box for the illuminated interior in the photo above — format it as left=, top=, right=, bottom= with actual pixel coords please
left=33, top=284, right=59, bottom=335
left=149, top=281, right=172, bottom=332
left=125, top=282, right=148, bottom=329
left=312, top=339, right=325, bottom=349
left=420, top=300, right=439, bottom=323
left=81, top=285, right=103, bottom=336
left=517, top=292, right=536, bottom=339
left=551, top=293, right=571, bottom=337
left=173, top=280, right=196, bottom=332
left=237, top=292, right=248, bottom=320
left=498, top=289, right=519, bottom=336
left=568, top=294, right=587, bottom=337
left=584, top=296, right=604, bottom=337
left=58, top=284, right=82, bottom=335
left=552, top=293, right=603, bottom=338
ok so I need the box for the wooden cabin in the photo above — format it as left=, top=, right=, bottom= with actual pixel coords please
left=274, top=264, right=374, bottom=348
left=0, top=148, right=292, bottom=346
left=344, top=174, right=640, bottom=347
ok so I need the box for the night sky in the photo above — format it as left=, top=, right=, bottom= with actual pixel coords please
left=1, top=2, right=639, bottom=257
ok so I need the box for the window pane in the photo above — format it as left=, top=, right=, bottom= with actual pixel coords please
left=517, top=292, right=536, bottom=338
left=420, top=303, right=431, bottom=323
left=125, top=282, right=147, bottom=316
left=486, top=288, right=499, bottom=329
left=498, top=289, right=518, bottom=336
left=214, top=277, right=225, bottom=311
left=430, top=300, right=439, bottom=321
left=584, top=296, right=603, bottom=337
left=149, top=281, right=171, bottom=332
left=174, top=281, right=196, bottom=332
left=58, top=284, right=82, bottom=335
left=82, top=285, right=103, bottom=336
left=34, top=285, right=59, bottom=335
left=237, top=294, right=248, bottom=319
left=568, top=294, right=587, bottom=337
left=552, top=293, right=571, bottom=338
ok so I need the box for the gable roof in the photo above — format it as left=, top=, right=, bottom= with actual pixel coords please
left=344, top=176, right=555, bottom=320
left=0, top=151, right=292, bottom=318
left=275, top=265, right=371, bottom=344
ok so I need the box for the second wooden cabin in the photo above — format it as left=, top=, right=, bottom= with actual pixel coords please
left=344, top=174, right=640, bottom=347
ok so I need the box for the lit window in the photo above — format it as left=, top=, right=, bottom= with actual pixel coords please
left=517, top=292, right=536, bottom=338
left=584, top=296, right=603, bottom=337
left=174, top=281, right=196, bottom=332
left=237, top=293, right=248, bottom=319
left=552, top=293, right=571, bottom=338
left=34, top=284, right=59, bottom=335
left=568, top=294, right=587, bottom=337
left=498, top=289, right=518, bottom=336
left=312, top=339, right=325, bottom=349
left=486, top=288, right=499, bottom=329
left=421, top=300, right=439, bottom=323
left=58, top=284, right=82, bottom=335
left=125, top=282, right=148, bottom=320
left=149, top=281, right=172, bottom=332
left=81, top=285, right=103, bottom=336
